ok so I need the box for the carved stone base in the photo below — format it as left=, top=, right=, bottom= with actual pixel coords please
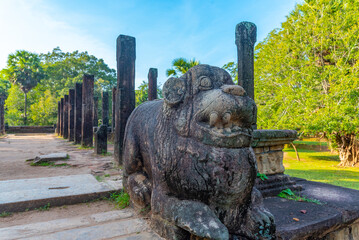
left=151, top=214, right=190, bottom=240
left=255, top=174, right=302, bottom=197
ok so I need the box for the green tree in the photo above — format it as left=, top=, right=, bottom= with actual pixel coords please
left=135, top=81, right=163, bottom=107
left=5, top=84, right=25, bottom=126
left=41, top=47, right=116, bottom=98
left=166, top=58, right=200, bottom=77
left=29, top=88, right=57, bottom=125
left=222, top=62, right=238, bottom=83
left=253, top=0, right=359, bottom=166
left=3, top=50, right=44, bottom=125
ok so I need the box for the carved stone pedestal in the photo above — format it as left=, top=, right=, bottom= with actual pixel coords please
left=252, top=129, right=302, bottom=197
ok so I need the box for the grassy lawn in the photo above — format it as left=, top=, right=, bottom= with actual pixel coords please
left=283, top=142, right=359, bottom=191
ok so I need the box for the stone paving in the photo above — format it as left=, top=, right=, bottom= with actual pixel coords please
left=0, top=209, right=162, bottom=240
left=0, top=174, right=121, bottom=213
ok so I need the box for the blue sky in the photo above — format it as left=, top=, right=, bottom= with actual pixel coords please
left=0, top=0, right=302, bottom=88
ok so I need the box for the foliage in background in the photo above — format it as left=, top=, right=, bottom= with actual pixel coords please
left=1, top=47, right=116, bottom=126
left=0, top=70, right=10, bottom=98
left=41, top=47, right=116, bottom=97
left=5, top=85, right=25, bottom=126
left=254, top=0, right=359, bottom=166
left=166, top=57, right=200, bottom=77
left=135, top=81, right=163, bottom=107
left=2, top=50, right=44, bottom=125
left=222, top=62, right=238, bottom=84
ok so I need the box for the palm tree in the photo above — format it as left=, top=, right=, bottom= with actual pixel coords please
left=166, top=58, right=200, bottom=77
left=4, top=50, right=44, bottom=125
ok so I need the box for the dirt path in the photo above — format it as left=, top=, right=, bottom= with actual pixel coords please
left=0, top=133, right=118, bottom=181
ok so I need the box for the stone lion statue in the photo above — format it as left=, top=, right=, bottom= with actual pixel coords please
left=123, top=64, right=276, bottom=240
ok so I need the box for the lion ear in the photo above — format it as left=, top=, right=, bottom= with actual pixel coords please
left=163, top=77, right=186, bottom=107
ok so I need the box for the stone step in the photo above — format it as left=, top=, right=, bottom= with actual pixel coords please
left=0, top=209, right=162, bottom=240
left=0, top=174, right=121, bottom=213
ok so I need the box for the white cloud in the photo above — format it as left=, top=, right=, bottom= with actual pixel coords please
left=0, top=0, right=115, bottom=70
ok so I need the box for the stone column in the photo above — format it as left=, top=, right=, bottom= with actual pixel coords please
left=112, top=87, right=116, bottom=132
left=63, top=95, right=69, bottom=139
left=148, top=68, right=158, bottom=101
left=60, top=98, right=64, bottom=137
left=114, top=35, right=136, bottom=164
left=74, top=83, right=82, bottom=144
left=56, top=101, right=60, bottom=135
left=235, top=22, right=256, bottom=100
left=93, top=96, right=98, bottom=127
left=235, top=21, right=257, bottom=129
left=68, top=89, right=75, bottom=141
left=102, top=91, right=109, bottom=126
left=81, top=74, right=94, bottom=147
left=94, top=124, right=107, bottom=155
left=0, top=97, right=5, bottom=135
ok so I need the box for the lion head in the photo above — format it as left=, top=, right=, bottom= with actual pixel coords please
left=162, top=64, right=257, bottom=148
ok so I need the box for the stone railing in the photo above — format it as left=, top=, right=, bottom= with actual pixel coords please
left=5, top=126, right=55, bottom=134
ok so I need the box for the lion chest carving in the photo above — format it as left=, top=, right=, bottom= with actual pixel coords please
left=123, top=65, right=276, bottom=240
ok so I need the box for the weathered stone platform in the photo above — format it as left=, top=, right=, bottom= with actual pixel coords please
left=0, top=174, right=121, bottom=213
left=265, top=178, right=359, bottom=240
left=0, top=209, right=162, bottom=240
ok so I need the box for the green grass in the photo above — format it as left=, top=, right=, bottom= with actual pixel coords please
left=77, top=145, right=94, bottom=150
left=109, top=191, right=130, bottom=209
left=0, top=211, right=12, bottom=218
left=278, top=189, right=321, bottom=204
left=95, top=175, right=104, bottom=182
left=30, top=162, right=69, bottom=167
left=283, top=141, right=359, bottom=190
left=35, top=203, right=51, bottom=211
left=293, top=140, right=328, bottom=146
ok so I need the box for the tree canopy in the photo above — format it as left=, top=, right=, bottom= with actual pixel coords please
left=166, top=58, right=200, bottom=77
left=254, top=0, right=359, bottom=165
left=1, top=47, right=116, bottom=126
left=2, top=50, right=44, bottom=124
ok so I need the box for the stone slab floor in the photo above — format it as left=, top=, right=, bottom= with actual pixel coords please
left=0, top=133, right=117, bottom=181
left=0, top=200, right=162, bottom=240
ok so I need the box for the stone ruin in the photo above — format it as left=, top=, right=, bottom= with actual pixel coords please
left=123, top=64, right=276, bottom=239
left=51, top=21, right=359, bottom=240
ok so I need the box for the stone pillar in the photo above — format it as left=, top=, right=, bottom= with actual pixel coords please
left=235, top=21, right=257, bottom=129
left=0, top=97, right=5, bottom=135
left=114, top=35, right=136, bottom=164
left=102, top=91, right=109, bottom=126
left=148, top=68, right=158, bottom=101
left=68, top=89, right=75, bottom=141
left=81, top=74, right=94, bottom=147
left=93, top=96, right=98, bottom=127
left=63, top=95, right=69, bottom=139
left=60, top=98, right=64, bottom=136
left=112, top=87, right=116, bottom=132
left=235, top=22, right=256, bottom=100
left=94, top=124, right=107, bottom=154
left=74, top=83, right=82, bottom=144
left=56, top=101, right=60, bottom=135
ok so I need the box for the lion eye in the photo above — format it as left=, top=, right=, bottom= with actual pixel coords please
left=199, top=76, right=212, bottom=90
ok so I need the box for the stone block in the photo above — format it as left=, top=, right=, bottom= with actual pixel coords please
left=94, top=125, right=107, bottom=155
left=256, top=151, right=285, bottom=175
left=324, top=227, right=350, bottom=240
left=270, top=144, right=284, bottom=151
left=352, top=221, right=359, bottom=240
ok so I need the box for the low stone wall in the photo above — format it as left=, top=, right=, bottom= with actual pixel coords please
left=323, top=220, right=359, bottom=240
left=6, top=126, right=55, bottom=134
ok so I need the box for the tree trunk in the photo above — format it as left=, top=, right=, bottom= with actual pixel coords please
left=337, top=134, right=359, bottom=166
left=24, top=92, right=27, bottom=125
